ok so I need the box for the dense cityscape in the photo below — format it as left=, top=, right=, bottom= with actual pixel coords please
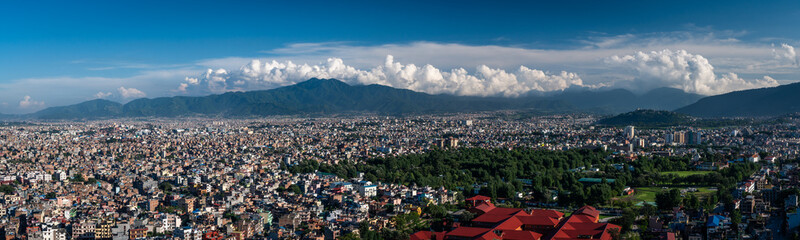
left=0, top=113, right=797, bottom=239
left=4, top=2, right=800, bottom=240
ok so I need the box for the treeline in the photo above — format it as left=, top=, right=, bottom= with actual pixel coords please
left=289, top=148, right=758, bottom=207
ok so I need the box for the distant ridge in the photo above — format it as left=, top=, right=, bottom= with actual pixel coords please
left=33, top=99, right=123, bottom=119
left=2, top=78, right=709, bottom=120
left=595, top=109, right=692, bottom=127
left=551, top=87, right=703, bottom=113
left=676, top=82, right=800, bottom=117
left=29, top=78, right=570, bottom=119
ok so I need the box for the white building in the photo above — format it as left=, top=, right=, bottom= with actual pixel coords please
left=156, top=213, right=182, bottom=233
left=54, top=171, right=68, bottom=182
left=172, top=226, right=202, bottom=240
left=42, top=225, right=68, bottom=240
left=624, top=126, right=635, bottom=139
left=358, top=185, right=377, bottom=197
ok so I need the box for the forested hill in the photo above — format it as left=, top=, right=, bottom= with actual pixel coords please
left=19, top=78, right=707, bottom=119
left=676, top=82, right=800, bottom=117
left=595, top=110, right=692, bottom=127
left=30, top=78, right=569, bottom=118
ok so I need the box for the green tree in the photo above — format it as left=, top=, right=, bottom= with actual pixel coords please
left=655, top=189, right=682, bottom=211
left=72, top=173, right=85, bottom=182
left=425, top=204, right=448, bottom=219
left=158, top=182, right=173, bottom=192
left=619, top=208, right=637, bottom=232
left=731, top=209, right=742, bottom=228
left=0, top=185, right=14, bottom=194
left=685, top=194, right=700, bottom=210
left=640, top=203, right=657, bottom=217
left=86, top=178, right=98, bottom=184
left=338, top=233, right=359, bottom=240
left=289, top=184, right=303, bottom=195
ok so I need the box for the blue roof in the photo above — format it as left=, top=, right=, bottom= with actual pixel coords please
left=707, top=215, right=726, bottom=227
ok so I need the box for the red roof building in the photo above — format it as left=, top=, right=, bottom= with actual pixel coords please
left=469, top=201, right=497, bottom=215
left=412, top=201, right=620, bottom=240
left=467, top=195, right=493, bottom=207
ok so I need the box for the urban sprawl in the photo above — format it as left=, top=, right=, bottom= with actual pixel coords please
left=0, top=113, right=798, bottom=240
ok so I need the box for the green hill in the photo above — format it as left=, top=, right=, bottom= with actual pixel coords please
left=22, top=78, right=710, bottom=119
left=34, top=78, right=572, bottom=119
left=551, top=87, right=703, bottom=113
left=33, top=99, right=123, bottom=119
left=676, top=82, right=800, bottom=117
left=595, top=109, right=692, bottom=127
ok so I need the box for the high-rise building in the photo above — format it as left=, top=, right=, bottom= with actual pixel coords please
left=637, top=138, right=646, bottom=148
left=688, top=131, right=703, bottom=145
left=674, top=131, right=687, bottom=144
left=624, top=126, right=635, bottom=139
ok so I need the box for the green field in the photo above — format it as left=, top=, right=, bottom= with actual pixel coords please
left=599, top=214, right=616, bottom=220
left=632, top=186, right=717, bottom=203
left=660, top=171, right=713, bottom=177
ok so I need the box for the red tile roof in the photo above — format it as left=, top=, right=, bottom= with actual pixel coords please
left=467, top=195, right=492, bottom=201
left=547, top=208, right=621, bottom=240
left=530, top=209, right=564, bottom=220
left=517, top=216, right=560, bottom=227
left=470, top=202, right=497, bottom=215
left=446, top=227, right=492, bottom=238
left=413, top=205, right=618, bottom=240
left=409, top=231, right=445, bottom=240
left=501, top=230, right=543, bottom=240
left=573, top=206, right=599, bottom=221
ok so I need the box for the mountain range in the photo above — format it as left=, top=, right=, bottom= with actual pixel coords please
left=676, top=82, right=800, bottom=117
left=0, top=78, right=777, bottom=120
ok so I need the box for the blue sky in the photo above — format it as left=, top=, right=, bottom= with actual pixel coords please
left=1, top=0, right=799, bottom=113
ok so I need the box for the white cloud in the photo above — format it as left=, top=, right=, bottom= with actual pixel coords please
left=117, top=87, right=147, bottom=99
left=255, top=38, right=774, bottom=73
left=94, top=92, right=113, bottom=99
left=19, top=96, right=44, bottom=109
left=3, top=29, right=800, bottom=114
left=181, top=55, right=586, bottom=97
left=606, top=49, right=779, bottom=95
left=773, top=43, right=799, bottom=66
left=0, top=68, right=197, bottom=114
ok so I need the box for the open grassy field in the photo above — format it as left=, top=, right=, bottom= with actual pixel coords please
left=660, top=171, right=713, bottom=177
left=633, top=186, right=717, bottom=203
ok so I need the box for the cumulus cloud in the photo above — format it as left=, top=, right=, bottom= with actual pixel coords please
left=94, top=92, right=113, bottom=99
left=117, top=87, right=146, bottom=99
left=607, top=49, right=779, bottom=95
left=773, top=43, right=799, bottom=66
left=19, top=96, right=44, bottom=108
left=180, top=55, right=585, bottom=97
